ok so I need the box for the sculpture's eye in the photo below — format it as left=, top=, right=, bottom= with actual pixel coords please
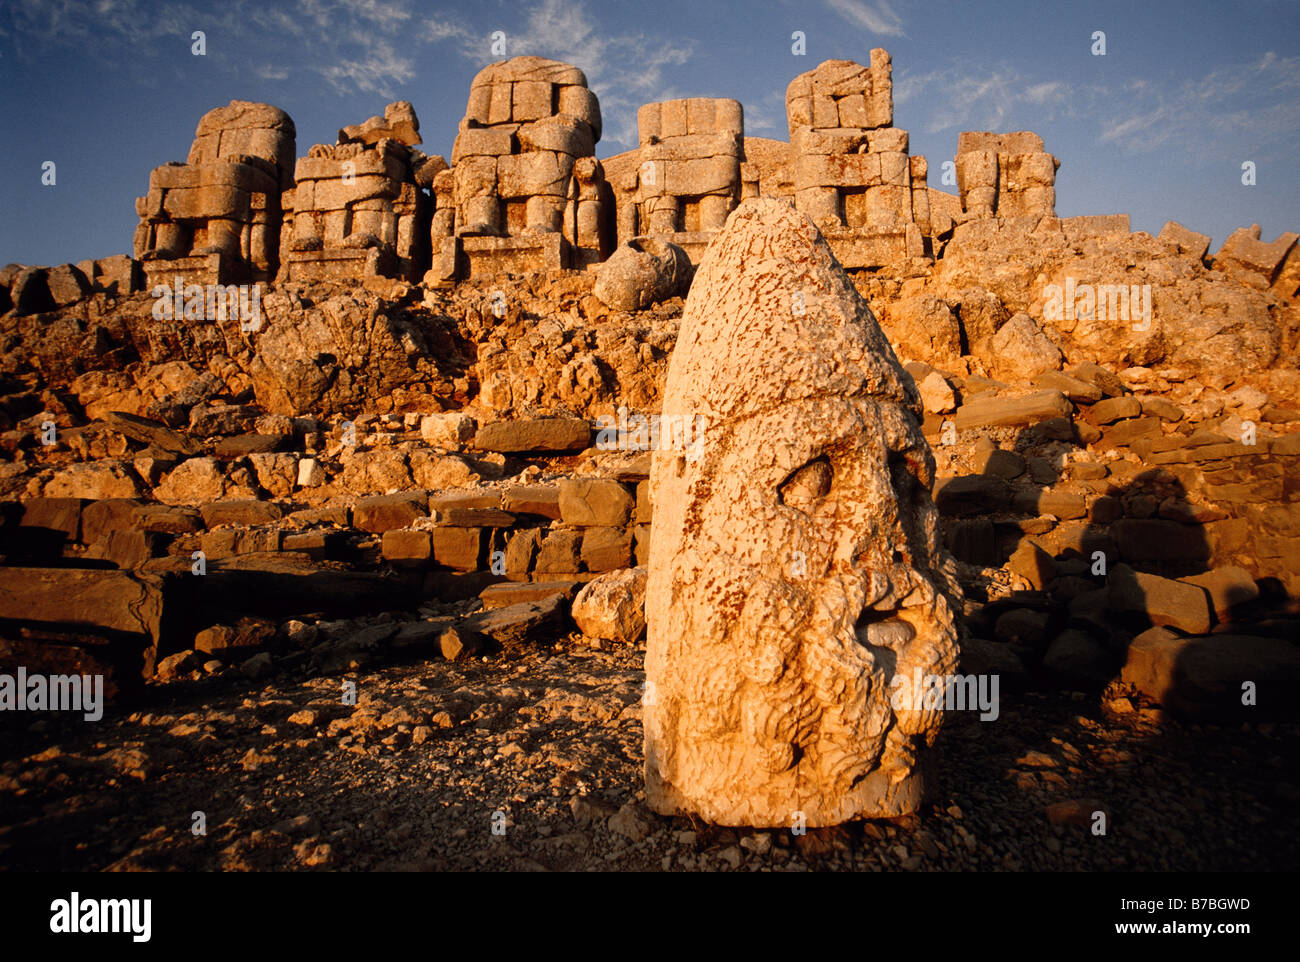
left=888, top=449, right=921, bottom=498
left=779, top=455, right=832, bottom=510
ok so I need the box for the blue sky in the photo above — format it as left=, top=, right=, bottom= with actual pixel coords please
left=2, top=0, right=1297, bottom=266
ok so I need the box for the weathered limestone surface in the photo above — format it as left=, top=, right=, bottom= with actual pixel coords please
left=644, top=198, right=960, bottom=826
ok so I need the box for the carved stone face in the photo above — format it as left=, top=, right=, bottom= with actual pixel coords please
left=644, top=198, right=959, bottom=827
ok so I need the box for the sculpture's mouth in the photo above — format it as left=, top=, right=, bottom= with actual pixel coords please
left=853, top=608, right=914, bottom=675
left=855, top=615, right=915, bottom=649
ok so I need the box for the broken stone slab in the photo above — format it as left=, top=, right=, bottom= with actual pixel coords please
left=1107, top=563, right=1211, bottom=634
left=501, top=484, right=561, bottom=519
left=101, top=411, right=203, bottom=456
left=151, top=554, right=417, bottom=631
left=1066, top=362, right=1126, bottom=398
left=18, top=497, right=84, bottom=541
left=465, top=594, right=567, bottom=647
left=1090, top=396, right=1141, bottom=424
left=45, top=263, right=92, bottom=307
left=1157, top=220, right=1211, bottom=261
left=917, top=371, right=956, bottom=414
left=1099, top=416, right=1162, bottom=448
left=428, top=489, right=502, bottom=513
left=1007, top=540, right=1056, bottom=591
left=1122, top=630, right=1300, bottom=720
left=579, top=526, right=633, bottom=571
left=44, top=460, right=145, bottom=501
left=1139, top=396, right=1184, bottom=422
left=472, top=417, right=591, bottom=453
left=190, top=403, right=259, bottom=437
left=1214, top=225, right=1299, bottom=284
left=479, top=580, right=579, bottom=610
left=194, top=619, right=275, bottom=655
left=199, top=499, right=285, bottom=528
left=80, top=498, right=145, bottom=545
left=430, top=526, right=483, bottom=570
left=133, top=504, right=203, bottom=534
left=213, top=432, right=285, bottom=457
left=436, top=624, right=486, bottom=661
left=1179, top=566, right=1260, bottom=623
left=0, top=566, right=163, bottom=679
left=436, top=507, right=516, bottom=527
left=571, top=567, right=647, bottom=644
left=84, top=529, right=162, bottom=568
left=987, top=313, right=1063, bottom=379
left=381, top=529, right=431, bottom=564
left=1030, top=370, right=1103, bottom=404
left=954, top=390, right=1072, bottom=431
left=353, top=492, right=428, bottom=533
left=11, top=266, right=57, bottom=314
left=420, top=412, right=476, bottom=447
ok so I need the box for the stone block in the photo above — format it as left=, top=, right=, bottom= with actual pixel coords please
left=431, top=526, right=482, bottom=570
left=353, top=492, right=427, bottom=533
left=558, top=479, right=634, bottom=527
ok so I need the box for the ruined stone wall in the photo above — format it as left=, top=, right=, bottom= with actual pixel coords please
left=614, top=97, right=744, bottom=259
left=279, top=102, right=442, bottom=284
left=954, top=131, right=1058, bottom=219
left=133, top=101, right=296, bottom=287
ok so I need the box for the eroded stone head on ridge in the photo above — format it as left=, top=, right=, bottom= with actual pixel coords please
left=644, top=197, right=961, bottom=827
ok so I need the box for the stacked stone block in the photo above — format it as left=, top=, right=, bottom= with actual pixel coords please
left=134, top=101, right=295, bottom=287
left=784, top=52, right=931, bottom=268
left=280, top=102, right=440, bottom=283
left=954, top=131, right=1058, bottom=219
left=786, top=52, right=908, bottom=229
left=618, top=97, right=744, bottom=251
left=433, top=57, right=610, bottom=282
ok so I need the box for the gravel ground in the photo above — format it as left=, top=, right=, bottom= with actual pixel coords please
left=1, top=636, right=1294, bottom=872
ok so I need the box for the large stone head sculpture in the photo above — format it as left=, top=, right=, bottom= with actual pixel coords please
left=644, top=198, right=961, bottom=827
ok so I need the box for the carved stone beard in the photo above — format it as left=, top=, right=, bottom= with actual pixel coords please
left=644, top=198, right=960, bottom=828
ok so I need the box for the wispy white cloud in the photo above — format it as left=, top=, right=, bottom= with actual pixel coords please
left=825, top=0, right=906, bottom=38
left=894, top=65, right=1068, bottom=133
left=1098, top=52, right=1300, bottom=153
left=896, top=50, right=1300, bottom=163
left=3, top=0, right=421, bottom=96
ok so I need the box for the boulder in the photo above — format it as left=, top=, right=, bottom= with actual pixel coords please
left=1122, top=630, right=1300, bottom=719
left=593, top=237, right=691, bottom=311
left=572, top=567, right=647, bottom=643
left=1107, top=563, right=1211, bottom=634
left=986, top=312, right=1063, bottom=379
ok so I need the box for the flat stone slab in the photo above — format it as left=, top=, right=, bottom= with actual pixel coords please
left=479, top=580, right=579, bottom=610
left=954, top=390, right=1072, bottom=430
left=472, top=418, right=591, bottom=453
